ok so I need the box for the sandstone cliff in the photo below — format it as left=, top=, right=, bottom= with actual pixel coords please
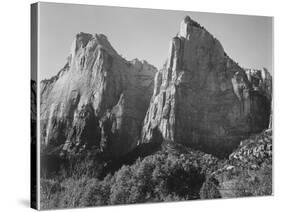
left=40, top=17, right=272, bottom=159
left=40, top=33, right=157, bottom=157
left=141, top=16, right=271, bottom=156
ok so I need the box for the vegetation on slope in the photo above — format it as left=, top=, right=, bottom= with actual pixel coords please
left=40, top=130, right=272, bottom=209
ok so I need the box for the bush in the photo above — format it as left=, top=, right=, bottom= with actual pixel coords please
left=40, top=179, right=62, bottom=209
left=41, top=148, right=206, bottom=208
left=200, top=177, right=221, bottom=199
left=233, top=163, right=272, bottom=197
left=82, top=175, right=113, bottom=206
left=109, top=151, right=205, bottom=204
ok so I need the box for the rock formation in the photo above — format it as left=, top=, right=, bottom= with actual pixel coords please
left=40, top=17, right=272, bottom=159
left=244, top=68, right=273, bottom=128
left=229, top=128, right=272, bottom=165
left=244, top=68, right=272, bottom=101
left=40, top=33, right=157, bottom=157
left=205, top=129, right=273, bottom=198
left=141, top=16, right=271, bottom=156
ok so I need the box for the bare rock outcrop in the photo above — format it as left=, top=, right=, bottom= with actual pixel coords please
left=245, top=68, right=272, bottom=100
left=141, top=16, right=271, bottom=156
left=203, top=129, right=273, bottom=198
left=40, top=32, right=157, bottom=157
left=229, top=129, right=272, bottom=165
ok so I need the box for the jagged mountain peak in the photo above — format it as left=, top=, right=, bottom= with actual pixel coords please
left=73, top=32, right=93, bottom=48
left=40, top=31, right=157, bottom=157
left=40, top=16, right=271, bottom=160
left=130, top=58, right=157, bottom=74
left=70, top=32, right=118, bottom=63
left=179, top=15, right=206, bottom=39
left=141, top=16, right=271, bottom=157
left=182, top=15, right=202, bottom=28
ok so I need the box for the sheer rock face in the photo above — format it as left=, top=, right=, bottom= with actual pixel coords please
left=40, top=32, right=157, bottom=157
left=245, top=68, right=272, bottom=129
left=245, top=68, right=272, bottom=101
left=141, top=17, right=271, bottom=156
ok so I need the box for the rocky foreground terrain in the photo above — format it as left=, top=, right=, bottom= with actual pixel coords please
left=201, top=129, right=272, bottom=199
left=39, top=16, right=272, bottom=209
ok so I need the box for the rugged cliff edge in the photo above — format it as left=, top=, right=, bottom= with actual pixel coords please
left=141, top=16, right=272, bottom=156
left=40, top=17, right=272, bottom=160
left=40, top=33, right=157, bottom=157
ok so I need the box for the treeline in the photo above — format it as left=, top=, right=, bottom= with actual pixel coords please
left=40, top=144, right=213, bottom=209
left=40, top=131, right=272, bottom=209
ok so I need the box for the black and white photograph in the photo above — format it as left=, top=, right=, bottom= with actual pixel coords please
left=2, top=0, right=281, bottom=212
left=29, top=1, right=274, bottom=210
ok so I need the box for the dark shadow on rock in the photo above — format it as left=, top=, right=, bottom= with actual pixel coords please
left=100, top=127, right=164, bottom=178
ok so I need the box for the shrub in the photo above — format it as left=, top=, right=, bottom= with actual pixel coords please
left=82, top=175, right=113, bottom=206
left=109, top=151, right=205, bottom=204
left=40, top=179, right=62, bottom=209
left=40, top=146, right=216, bottom=208
left=233, top=163, right=272, bottom=197
left=200, top=177, right=221, bottom=199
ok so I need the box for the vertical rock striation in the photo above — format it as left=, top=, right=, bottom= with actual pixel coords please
left=40, top=32, right=157, bottom=157
left=141, top=16, right=271, bottom=156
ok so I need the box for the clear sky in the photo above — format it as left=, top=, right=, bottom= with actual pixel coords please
left=38, top=2, right=273, bottom=80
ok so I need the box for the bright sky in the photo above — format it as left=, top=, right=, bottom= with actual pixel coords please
left=38, top=2, right=273, bottom=80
